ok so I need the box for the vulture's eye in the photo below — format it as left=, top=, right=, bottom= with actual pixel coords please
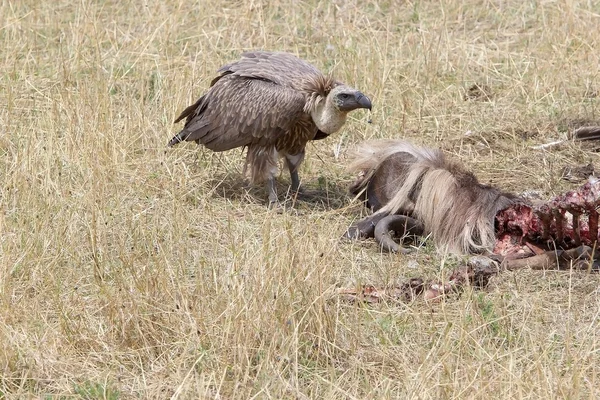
left=339, top=93, right=350, bottom=100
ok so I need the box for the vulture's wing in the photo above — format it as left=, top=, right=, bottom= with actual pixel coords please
left=217, top=51, right=323, bottom=89
left=173, top=75, right=308, bottom=151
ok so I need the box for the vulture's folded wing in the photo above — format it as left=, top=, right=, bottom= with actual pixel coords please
left=176, top=76, right=308, bottom=152
left=218, top=51, right=323, bottom=89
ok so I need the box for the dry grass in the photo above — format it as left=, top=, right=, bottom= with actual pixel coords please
left=1, top=0, right=600, bottom=398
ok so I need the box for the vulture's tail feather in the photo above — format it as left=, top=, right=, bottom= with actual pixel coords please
left=174, top=98, right=202, bottom=124
left=170, top=95, right=208, bottom=147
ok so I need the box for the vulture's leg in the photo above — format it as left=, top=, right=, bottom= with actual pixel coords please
left=285, top=151, right=306, bottom=193
left=246, top=145, right=280, bottom=206
left=266, top=178, right=278, bottom=206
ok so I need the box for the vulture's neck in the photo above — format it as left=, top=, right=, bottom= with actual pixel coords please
left=311, top=101, right=348, bottom=135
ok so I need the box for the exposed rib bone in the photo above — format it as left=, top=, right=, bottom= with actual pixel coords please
left=572, top=213, right=581, bottom=246
left=590, top=209, right=598, bottom=245
left=496, top=178, right=600, bottom=248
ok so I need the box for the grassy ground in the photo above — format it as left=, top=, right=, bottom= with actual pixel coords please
left=1, top=0, right=600, bottom=398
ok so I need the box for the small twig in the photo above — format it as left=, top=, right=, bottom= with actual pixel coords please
left=531, top=139, right=565, bottom=150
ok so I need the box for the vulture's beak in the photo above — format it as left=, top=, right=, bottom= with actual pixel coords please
left=356, top=93, right=372, bottom=111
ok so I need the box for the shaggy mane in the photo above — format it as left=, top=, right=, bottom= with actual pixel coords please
left=349, top=139, right=517, bottom=255
left=302, top=74, right=338, bottom=113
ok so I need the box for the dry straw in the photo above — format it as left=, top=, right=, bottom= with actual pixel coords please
left=1, top=0, right=599, bottom=398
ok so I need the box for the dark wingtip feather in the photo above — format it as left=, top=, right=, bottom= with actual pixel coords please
left=174, top=95, right=207, bottom=124
left=168, top=134, right=183, bottom=147
left=174, top=105, right=194, bottom=124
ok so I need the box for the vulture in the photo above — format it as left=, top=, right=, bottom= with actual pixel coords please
left=168, top=51, right=372, bottom=205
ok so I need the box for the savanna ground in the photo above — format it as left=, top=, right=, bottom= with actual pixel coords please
left=1, top=0, right=600, bottom=398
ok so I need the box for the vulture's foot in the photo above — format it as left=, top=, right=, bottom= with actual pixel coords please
left=266, top=178, right=279, bottom=207
left=265, top=176, right=305, bottom=208
left=285, top=184, right=305, bottom=203
left=288, top=186, right=306, bottom=200
left=267, top=197, right=299, bottom=214
left=288, top=187, right=328, bottom=205
left=267, top=200, right=282, bottom=210
left=289, top=170, right=302, bottom=194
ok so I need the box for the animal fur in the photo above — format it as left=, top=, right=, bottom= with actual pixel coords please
left=169, top=51, right=372, bottom=204
left=348, top=139, right=518, bottom=254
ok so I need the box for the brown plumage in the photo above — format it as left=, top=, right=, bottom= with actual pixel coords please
left=347, top=140, right=517, bottom=254
left=169, top=51, right=372, bottom=204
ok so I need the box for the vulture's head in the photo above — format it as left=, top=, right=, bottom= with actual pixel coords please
left=311, top=85, right=372, bottom=134
left=330, top=85, right=372, bottom=112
